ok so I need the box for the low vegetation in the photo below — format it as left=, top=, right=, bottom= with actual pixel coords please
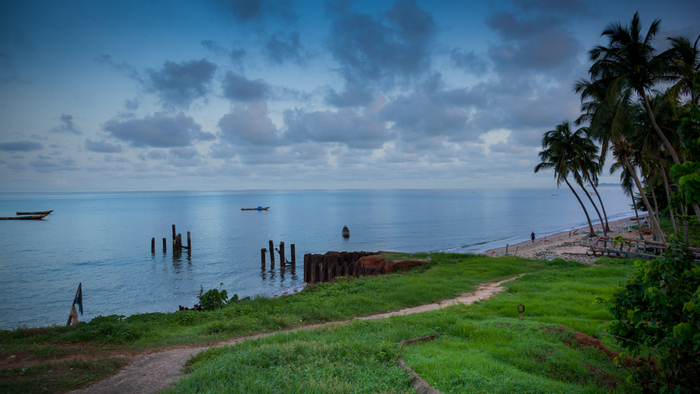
left=167, top=258, right=637, bottom=394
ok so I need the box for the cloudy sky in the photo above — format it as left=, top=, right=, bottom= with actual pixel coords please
left=1, top=0, right=698, bottom=192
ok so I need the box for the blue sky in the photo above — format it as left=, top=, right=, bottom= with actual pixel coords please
left=1, top=0, right=698, bottom=191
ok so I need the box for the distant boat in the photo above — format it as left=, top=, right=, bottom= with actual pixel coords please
left=1, top=213, right=50, bottom=220
left=551, top=194, right=558, bottom=196
left=241, top=206, right=269, bottom=211
left=342, top=225, right=350, bottom=238
left=16, top=210, right=53, bottom=216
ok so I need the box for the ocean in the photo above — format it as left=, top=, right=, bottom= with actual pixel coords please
left=0, top=188, right=634, bottom=330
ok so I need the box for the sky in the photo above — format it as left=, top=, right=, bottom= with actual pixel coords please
left=1, top=0, right=698, bottom=192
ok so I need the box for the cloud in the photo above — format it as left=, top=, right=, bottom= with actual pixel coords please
left=450, top=49, right=489, bottom=75
left=94, top=55, right=143, bottom=82
left=28, top=157, right=77, bottom=173
left=103, top=112, right=215, bottom=148
left=146, top=59, right=217, bottom=109
left=222, top=71, right=271, bottom=102
left=326, top=0, right=437, bottom=86
left=0, top=140, right=43, bottom=152
left=170, top=147, right=199, bottom=160
left=325, top=82, right=374, bottom=107
left=487, top=29, right=583, bottom=74
left=218, top=101, right=282, bottom=146
left=85, top=139, right=124, bottom=153
left=210, top=0, right=298, bottom=23
left=201, top=40, right=246, bottom=67
left=264, top=31, right=306, bottom=65
left=51, top=114, right=82, bottom=135
left=284, top=106, right=393, bottom=149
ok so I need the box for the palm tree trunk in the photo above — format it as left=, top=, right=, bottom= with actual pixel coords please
left=589, top=182, right=611, bottom=232
left=632, top=194, right=644, bottom=240
left=648, top=178, right=662, bottom=232
left=641, top=92, right=681, bottom=165
left=579, top=183, right=607, bottom=237
left=564, top=178, right=596, bottom=237
left=623, top=154, right=665, bottom=243
left=682, top=204, right=690, bottom=245
left=659, top=161, right=678, bottom=233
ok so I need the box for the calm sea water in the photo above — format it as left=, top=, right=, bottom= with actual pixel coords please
left=0, top=188, right=633, bottom=330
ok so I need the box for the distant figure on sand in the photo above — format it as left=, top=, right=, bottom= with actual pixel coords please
left=531, top=232, right=535, bottom=243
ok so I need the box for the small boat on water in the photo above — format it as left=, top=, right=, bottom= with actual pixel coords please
left=1, top=213, right=50, bottom=220
left=16, top=210, right=53, bottom=215
left=342, top=225, right=350, bottom=238
left=241, top=206, right=270, bottom=211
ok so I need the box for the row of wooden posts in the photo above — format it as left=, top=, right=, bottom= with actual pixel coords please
left=303, top=251, right=378, bottom=283
left=261, top=240, right=295, bottom=269
left=151, top=224, right=191, bottom=253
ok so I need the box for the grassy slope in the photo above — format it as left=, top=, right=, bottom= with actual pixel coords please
left=167, top=257, right=638, bottom=394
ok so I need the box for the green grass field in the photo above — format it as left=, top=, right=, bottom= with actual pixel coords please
left=1, top=254, right=639, bottom=393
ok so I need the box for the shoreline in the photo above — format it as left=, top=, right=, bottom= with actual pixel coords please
left=481, top=215, right=644, bottom=263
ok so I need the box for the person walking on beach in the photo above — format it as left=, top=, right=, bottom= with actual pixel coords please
left=531, top=232, right=535, bottom=243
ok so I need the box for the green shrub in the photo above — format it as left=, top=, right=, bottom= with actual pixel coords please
left=607, top=235, right=700, bottom=392
left=198, top=283, right=237, bottom=311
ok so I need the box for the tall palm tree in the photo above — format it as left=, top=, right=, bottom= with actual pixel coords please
left=610, top=133, right=665, bottom=243
left=661, top=35, right=700, bottom=107
left=568, top=131, right=608, bottom=237
left=588, top=12, right=681, bottom=165
left=618, top=164, right=645, bottom=240
left=535, top=121, right=597, bottom=236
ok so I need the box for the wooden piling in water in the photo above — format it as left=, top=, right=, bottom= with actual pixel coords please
left=187, top=231, right=191, bottom=250
left=163, top=238, right=167, bottom=252
left=269, top=240, right=275, bottom=265
left=291, top=244, right=296, bottom=266
left=279, top=242, right=285, bottom=267
left=261, top=248, right=266, bottom=269
left=151, top=237, right=155, bottom=252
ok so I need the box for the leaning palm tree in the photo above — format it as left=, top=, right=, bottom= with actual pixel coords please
left=588, top=12, right=681, bottom=165
left=610, top=132, right=666, bottom=243
left=535, top=121, right=596, bottom=236
left=569, top=131, right=608, bottom=237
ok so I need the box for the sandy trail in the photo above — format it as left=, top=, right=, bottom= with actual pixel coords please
left=69, top=276, right=520, bottom=394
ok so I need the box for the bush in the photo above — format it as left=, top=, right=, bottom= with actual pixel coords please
left=607, top=235, right=700, bottom=392
left=198, top=283, right=237, bottom=311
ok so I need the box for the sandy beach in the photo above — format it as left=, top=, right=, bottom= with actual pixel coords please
left=482, top=215, right=644, bottom=264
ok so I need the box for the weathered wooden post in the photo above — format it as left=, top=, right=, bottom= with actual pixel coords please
left=506, top=244, right=509, bottom=253
left=151, top=237, right=155, bottom=252
left=163, top=238, right=167, bottom=252
left=518, top=303, right=525, bottom=321
left=303, top=254, right=308, bottom=282
left=187, top=231, right=191, bottom=251
left=279, top=242, right=285, bottom=267
left=172, top=224, right=176, bottom=244
left=261, top=248, right=266, bottom=270
left=269, top=240, right=275, bottom=265
left=291, top=244, right=296, bottom=266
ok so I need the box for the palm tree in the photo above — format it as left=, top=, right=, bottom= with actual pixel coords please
left=661, top=35, right=700, bottom=107
left=588, top=12, right=681, bottom=165
left=610, top=132, right=666, bottom=243
left=535, top=121, right=596, bottom=236
left=618, top=164, right=645, bottom=240
left=568, top=130, right=608, bottom=237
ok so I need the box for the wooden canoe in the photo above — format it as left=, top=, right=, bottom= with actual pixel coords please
left=241, top=206, right=270, bottom=211
left=16, top=210, right=53, bottom=216
left=1, top=213, right=50, bottom=220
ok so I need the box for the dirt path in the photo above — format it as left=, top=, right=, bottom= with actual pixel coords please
left=69, top=276, right=520, bottom=394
